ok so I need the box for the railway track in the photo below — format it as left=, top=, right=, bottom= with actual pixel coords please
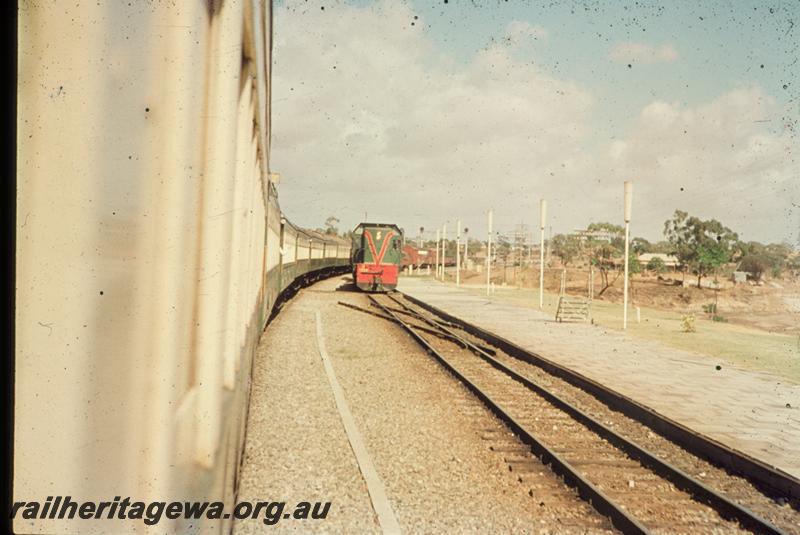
left=364, top=292, right=800, bottom=534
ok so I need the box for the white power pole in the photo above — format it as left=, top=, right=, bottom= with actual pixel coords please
left=435, top=228, right=440, bottom=279
left=539, top=199, right=547, bottom=309
left=623, top=181, right=633, bottom=330
left=456, top=219, right=461, bottom=287
left=486, top=210, right=493, bottom=296
left=442, top=222, right=447, bottom=281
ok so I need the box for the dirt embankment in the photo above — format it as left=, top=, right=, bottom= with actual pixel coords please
left=461, top=267, right=800, bottom=335
left=626, top=277, right=799, bottom=335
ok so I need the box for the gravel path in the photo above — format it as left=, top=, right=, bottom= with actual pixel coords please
left=233, top=280, right=380, bottom=534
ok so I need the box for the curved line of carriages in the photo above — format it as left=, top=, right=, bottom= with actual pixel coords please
left=264, top=184, right=352, bottom=317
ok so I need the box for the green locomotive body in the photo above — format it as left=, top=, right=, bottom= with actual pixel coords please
left=351, top=223, right=404, bottom=292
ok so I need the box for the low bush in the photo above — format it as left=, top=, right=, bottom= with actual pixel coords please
left=681, top=314, right=696, bottom=333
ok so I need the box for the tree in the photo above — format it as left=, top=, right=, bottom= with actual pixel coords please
left=631, top=237, right=652, bottom=254
left=551, top=234, right=581, bottom=267
left=651, top=240, right=674, bottom=254
left=663, top=210, right=738, bottom=288
left=584, top=223, right=625, bottom=296
left=786, top=254, right=800, bottom=280
left=763, top=243, right=793, bottom=278
left=646, top=256, right=667, bottom=274
left=663, top=210, right=693, bottom=283
left=696, top=239, right=730, bottom=284
left=494, top=232, right=511, bottom=260
left=589, top=242, right=622, bottom=296
left=737, top=242, right=793, bottom=280
left=738, top=255, right=767, bottom=281
left=587, top=222, right=625, bottom=236
left=324, top=215, right=340, bottom=236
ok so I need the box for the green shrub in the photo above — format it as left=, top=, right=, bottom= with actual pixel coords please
left=646, top=257, right=667, bottom=274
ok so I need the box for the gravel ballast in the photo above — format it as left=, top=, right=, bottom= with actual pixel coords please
left=234, top=276, right=613, bottom=533
left=233, top=279, right=380, bottom=534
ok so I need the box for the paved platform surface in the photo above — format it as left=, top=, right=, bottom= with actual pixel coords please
left=399, top=277, right=800, bottom=479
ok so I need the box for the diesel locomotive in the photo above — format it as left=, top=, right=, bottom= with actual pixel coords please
left=351, top=223, right=404, bottom=291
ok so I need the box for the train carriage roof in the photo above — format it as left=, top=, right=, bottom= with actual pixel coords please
left=301, top=228, right=351, bottom=246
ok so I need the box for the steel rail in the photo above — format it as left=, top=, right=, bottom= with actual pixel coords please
left=337, top=301, right=477, bottom=345
left=387, top=295, right=786, bottom=534
left=380, top=302, right=497, bottom=355
left=401, top=291, right=800, bottom=503
left=368, top=294, right=651, bottom=534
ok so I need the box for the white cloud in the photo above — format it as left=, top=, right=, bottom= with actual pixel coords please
left=608, top=42, right=679, bottom=64
left=591, top=88, right=797, bottom=242
left=271, top=2, right=797, bottom=245
left=504, top=20, right=548, bottom=43
left=272, top=2, right=590, bottom=228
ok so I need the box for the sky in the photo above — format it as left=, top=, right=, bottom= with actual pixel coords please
left=270, top=0, right=799, bottom=246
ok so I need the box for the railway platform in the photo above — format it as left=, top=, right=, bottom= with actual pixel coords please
left=398, top=277, right=800, bottom=480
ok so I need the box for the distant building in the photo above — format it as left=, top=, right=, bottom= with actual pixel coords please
left=638, top=253, right=679, bottom=268
left=573, top=229, right=619, bottom=243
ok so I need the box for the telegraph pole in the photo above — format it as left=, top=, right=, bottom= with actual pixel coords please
left=442, top=223, right=448, bottom=281
left=456, top=219, right=461, bottom=287
left=486, top=210, right=493, bottom=296
left=463, top=228, right=469, bottom=271
left=539, top=199, right=546, bottom=309
left=435, top=228, right=440, bottom=279
left=623, top=181, right=633, bottom=330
